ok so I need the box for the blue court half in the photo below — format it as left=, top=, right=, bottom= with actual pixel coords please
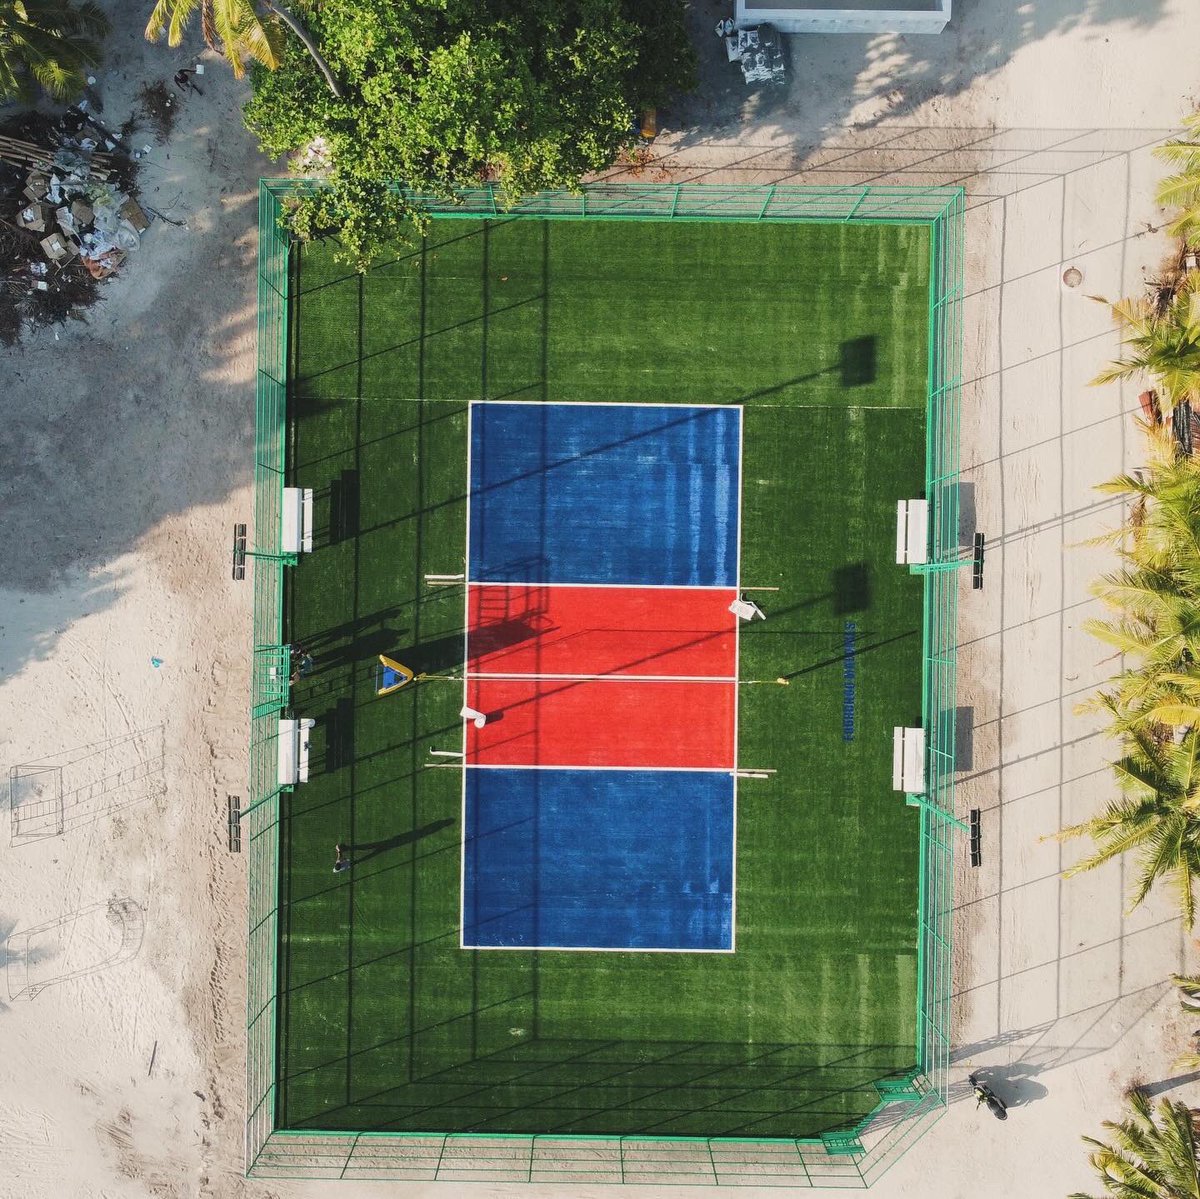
left=462, top=768, right=735, bottom=951
left=468, top=402, right=741, bottom=586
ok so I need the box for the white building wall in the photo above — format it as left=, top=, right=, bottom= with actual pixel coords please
left=734, top=1, right=950, bottom=35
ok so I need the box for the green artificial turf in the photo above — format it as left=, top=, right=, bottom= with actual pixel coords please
left=279, top=217, right=928, bottom=1138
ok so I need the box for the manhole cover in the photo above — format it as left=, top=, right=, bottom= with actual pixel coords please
left=1062, top=266, right=1083, bottom=288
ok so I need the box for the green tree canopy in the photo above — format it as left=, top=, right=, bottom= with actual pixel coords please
left=0, top=0, right=108, bottom=101
left=1157, top=112, right=1200, bottom=246
left=243, top=0, right=695, bottom=266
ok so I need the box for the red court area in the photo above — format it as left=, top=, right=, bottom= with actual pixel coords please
left=465, top=677, right=736, bottom=768
left=467, top=584, right=738, bottom=678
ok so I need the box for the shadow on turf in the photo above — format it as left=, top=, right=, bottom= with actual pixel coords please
left=346, top=818, right=456, bottom=869
left=294, top=628, right=468, bottom=682
left=292, top=603, right=410, bottom=656
left=776, top=626, right=918, bottom=681
left=839, top=337, right=877, bottom=387
left=280, top=1034, right=923, bottom=1139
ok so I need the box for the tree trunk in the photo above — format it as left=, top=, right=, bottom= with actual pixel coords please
left=264, top=3, right=343, bottom=98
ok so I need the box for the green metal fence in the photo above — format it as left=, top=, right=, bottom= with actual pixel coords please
left=246, top=181, right=289, bottom=1169
left=245, top=181, right=966, bottom=1185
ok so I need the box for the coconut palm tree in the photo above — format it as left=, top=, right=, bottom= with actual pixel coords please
left=1092, top=275, right=1200, bottom=417
left=143, top=0, right=341, bottom=94
left=1071, top=1090, right=1200, bottom=1199
left=1056, top=712, right=1200, bottom=927
left=0, top=0, right=109, bottom=101
left=1157, top=113, right=1200, bottom=246
left=1082, top=428, right=1200, bottom=731
left=145, top=0, right=280, bottom=76
left=1169, top=975, right=1200, bottom=1072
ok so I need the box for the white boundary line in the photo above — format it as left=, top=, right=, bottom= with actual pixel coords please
left=730, top=405, right=744, bottom=954
left=462, top=942, right=735, bottom=955
left=470, top=399, right=733, bottom=411
left=458, top=399, right=743, bottom=953
left=459, top=402, right=476, bottom=949
left=463, top=763, right=736, bottom=773
left=470, top=580, right=736, bottom=590
left=461, top=763, right=737, bottom=953
left=467, top=671, right=737, bottom=683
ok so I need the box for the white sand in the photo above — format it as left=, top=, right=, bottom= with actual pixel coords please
left=4, top=2, right=1200, bottom=1196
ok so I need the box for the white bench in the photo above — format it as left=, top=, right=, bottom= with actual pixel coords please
left=895, top=499, right=929, bottom=565
left=892, top=726, right=926, bottom=794
left=278, top=717, right=316, bottom=786
left=281, top=487, right=314, bottom=555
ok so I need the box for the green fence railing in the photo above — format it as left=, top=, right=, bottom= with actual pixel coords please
left=245, top=181, right=966, bottom=1186
left=245, top=181, right=290, bottom=1170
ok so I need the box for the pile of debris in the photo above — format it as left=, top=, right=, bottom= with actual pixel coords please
left=716, top=20, right=787, bottom=87
left=7, top=131, right=148, bottom=280
left=1, top=107, right=150, bottom=344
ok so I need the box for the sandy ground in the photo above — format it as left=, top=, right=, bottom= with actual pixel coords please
left=3, top=1, right=1200, bottom=1197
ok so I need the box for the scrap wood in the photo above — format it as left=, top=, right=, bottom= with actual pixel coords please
left=0, top=134, right=116, bottom=179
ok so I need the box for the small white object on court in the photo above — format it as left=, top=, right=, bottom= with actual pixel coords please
left=729, top=597, right=766, bottom=622
left=460, top=705, right=488, bottom=728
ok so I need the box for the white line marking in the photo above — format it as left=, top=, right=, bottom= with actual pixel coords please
left=459, top=404, right=475, bottom=947
left=460, top=402, right=744, bottom=953
left=460, top=942, right=735, bottom=954
left=463, top=763, right=736, bottom=773
left=734, top=405, right=745, bottom=594
left=731, top=405, right=744, bottom=953
left=466, top=671, right=737, bottom=683
left=468, top=399, right=735, bottom=411
left=468, top=581, right=739, bottom=590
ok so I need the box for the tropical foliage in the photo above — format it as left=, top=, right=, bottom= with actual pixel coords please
left=0, top=0, right=108, bottom=101
left=150, top=0, right=694, bottom=267
left=1157, top=113, right=1200, bottom=246
left=1057, top=712, right=1200, bottom=928
left=1091, top=274, right=1200, bottom=417
left=1069, top=144, right=1200, bottom=925
left=1071, top=1090, right=1200, bottom=1199
left=143, top=0, right=344, bottom=93
left=1063, top=418, right=1200, bottom=923
left=1081, top=425, right=1200, bottom=732
left=144, top=0, right=279, bottom=76
left=1171, top=976, right=1200, bottom=1072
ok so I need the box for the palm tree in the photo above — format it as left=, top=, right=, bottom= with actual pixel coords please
left=144, top=0, right=341, bottom=95
left=0, top=0, right=109, bottom=101
left=1157, top=113, right=1200, bottom=245
left=1055, top=713, right=1200, bottom=928
left=1071, top=1090, right=1200, bottom=1199
left=1082, top=427, right=1200, bottom=731
left=1169, top=975, right=1200, bottom=1072
left=1092, top=274, right=1200, bottom=417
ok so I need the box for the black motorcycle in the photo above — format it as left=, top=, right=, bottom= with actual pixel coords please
left=969, top=1073, right=1008, bottom=1120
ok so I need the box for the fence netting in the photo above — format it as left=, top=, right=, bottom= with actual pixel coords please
left=246, top=182, right=965, bottom=1185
